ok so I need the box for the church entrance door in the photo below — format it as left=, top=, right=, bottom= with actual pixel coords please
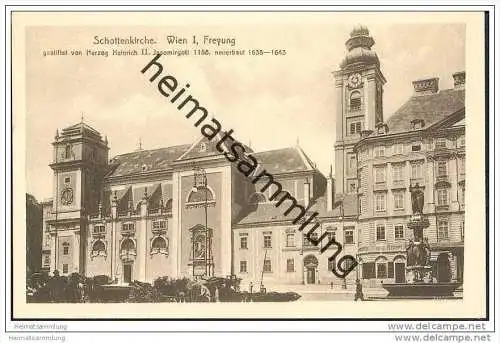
left=123, top=264, right=132, bottom=284
left=306, top=267, right=316, bottom=284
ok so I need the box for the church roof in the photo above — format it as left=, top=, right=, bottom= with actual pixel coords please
left=385, top=88, right=465, bottom=134
left=106, top=144, right=190, bottom=178
left=105, top=142, right=315, bottom=178
left=251, top=146, right=315, bottom=174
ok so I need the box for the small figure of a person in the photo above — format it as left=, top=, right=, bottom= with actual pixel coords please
left=354, top=279, right=364, bottom=301
left=214, top=286, right=220, bottom=302
left=200, top=284, right=211, bottom=302
left=249, top=282, right=253, bottom=294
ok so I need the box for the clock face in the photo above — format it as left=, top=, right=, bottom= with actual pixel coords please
left=61, top=187, right=74, bottom=205
left=348, top=73, right=362, bottom=88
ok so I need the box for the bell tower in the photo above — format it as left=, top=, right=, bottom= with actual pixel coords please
left=48, top=121, right=109, bottom=275
left=333, top=25, right=386, bottom=194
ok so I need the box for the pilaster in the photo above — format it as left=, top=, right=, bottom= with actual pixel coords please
left=73, top=230, right=80, bottom=274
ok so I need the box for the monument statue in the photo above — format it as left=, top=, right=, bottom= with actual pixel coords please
left=409, top=182, right=425, bottom=215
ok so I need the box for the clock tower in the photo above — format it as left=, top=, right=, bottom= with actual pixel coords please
left=48, top=121, right=109, bottom=275
left=333, top=26, right=386, bottom=194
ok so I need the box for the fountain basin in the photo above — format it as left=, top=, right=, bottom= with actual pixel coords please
left=382, top=282, right=462, bottom=298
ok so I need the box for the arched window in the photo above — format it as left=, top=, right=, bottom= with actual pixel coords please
left=91, top=240, right=106, bottom=257
left=121, top=238, right=135, bottom=252
left=64, top=145, right=72, bottom=159
left=164, top=199, right=173, bottom=212
left=120, top=238, right=136, bottom=261
left=350, top=91, right=362, bottom=111
left=186, top=186, right=215, bottom=208
left=151, top=237, right=168, bottom=255
left=249, top=192, right=267, bottom=204
left=375, top=256, right=388, bottom=279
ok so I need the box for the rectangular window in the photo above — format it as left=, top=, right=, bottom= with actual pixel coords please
left=94, top=224, right=105, bottom=234
left=393, top=144, right=404, bottom=155
left=64, top=177, right=70, bottom=183
left=375, top=167, right=386, bottom=183
left=437, top=161, right=447, bottom=176
left=355, top=122, right=361, bottom=133
left=394, top=225, right=404, bottom=239
left=344, top=229, right=354, bottom=244
left=376, top=224, right=386, bottom=241
left=239, top=261, right=247, bottom=273
left=240, top=236, right=248, bottom=249
left=122, top=223, right=135, bottom=233
left=375, top=146, right=385, bottom=157
left=286, top=259, right=295, bottom=272
left=303, top=232, right=318, bottom=246
left=375, top=193, right=386, bottom=211
left=152, top=220, right=166, bottom=229
left=393, top=191, right=404, bottom=210
left=411, top=144, right=421, bottom=152
left=286, top=233, right=295, bottom=247
left=62, top=264, right=68, bottom=274
left=392, top=164, right=404, bottom=181
left=263, top=235, right=272, bottom=248
left=350, top=123, right=356, bottom=135
left=348, top=155, right=357, bottom=173
left=63, top=246, right=69, bottom=255
left=435, top=138, right=447, bottom=149
left=263, top=259, right=272, bottom=273
left=437, top=189, right=448, bottom=206
left=325, top=258, right=333, bottom=271
left=326, top=230, right=336, bottom=242
left=438, top=221, right=449, bottom=240
left=459, top=158, right=466, bottom=174
left=411, top=163, right=423, bottom=179
left=43, top=255, right=50, bottom=266
left=377, top=263, right=387, bottom=279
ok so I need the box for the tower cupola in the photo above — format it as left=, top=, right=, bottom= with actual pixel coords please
left=341, top=25, right=380, bottom=69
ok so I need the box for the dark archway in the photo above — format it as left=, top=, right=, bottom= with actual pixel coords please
left=303, top=255, right=318, bottom=284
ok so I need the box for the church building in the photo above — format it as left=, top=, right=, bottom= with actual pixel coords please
left=41, top=26, right=465, bottom=288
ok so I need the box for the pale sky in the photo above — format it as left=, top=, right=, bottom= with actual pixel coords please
left=25, top=18, right=465, bottom=201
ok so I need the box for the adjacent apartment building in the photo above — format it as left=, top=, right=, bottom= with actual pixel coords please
left=40, top=26, right=465, bottom=288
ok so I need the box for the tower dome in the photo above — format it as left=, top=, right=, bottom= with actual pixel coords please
left=340, top=25, right=380, bottom=69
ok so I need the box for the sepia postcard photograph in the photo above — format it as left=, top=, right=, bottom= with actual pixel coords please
left=7, top=7, right=492, bottom=328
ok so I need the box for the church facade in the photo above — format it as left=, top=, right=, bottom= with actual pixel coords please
left=40, top=26, right=465, bottom=288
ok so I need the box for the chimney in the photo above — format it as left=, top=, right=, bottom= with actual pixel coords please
left=326, top=166, right=335, bottom=212
left=304, top=178, right=311, bottom=208
left=453, top=71, right=465, bottom=89
left=412, top=77, right=439, bottom=96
